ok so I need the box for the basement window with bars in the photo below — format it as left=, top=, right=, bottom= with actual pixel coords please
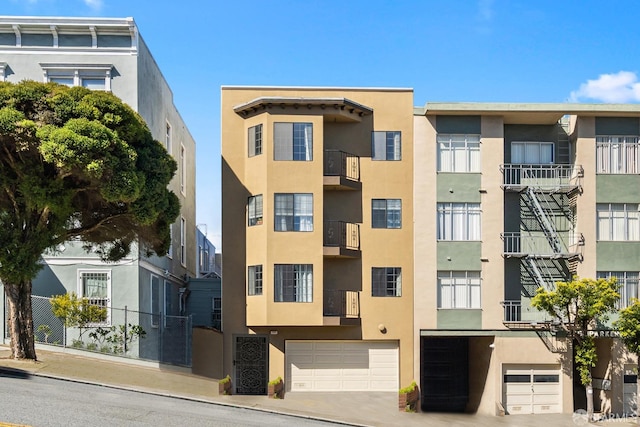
left=78, top=270, right=110, bottom=325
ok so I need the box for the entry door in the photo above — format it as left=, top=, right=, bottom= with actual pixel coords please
left=234, top=335, right=268, bottom=395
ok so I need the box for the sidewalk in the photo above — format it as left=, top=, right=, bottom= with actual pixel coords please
left=0, top=345, right=582, bottom=426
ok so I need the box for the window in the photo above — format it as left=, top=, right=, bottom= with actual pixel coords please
left=372, top=267, right=402, bottom=297
left=274, top=264, right=313, bottom=302
left=511, top=141, right=554, bottom=164
left=164, top=280, right=174, bottom=317
left=41, top=63, right=112, bottom=91
left=165, top=122, right=172, bottom=154
left=437, top=134, right=480, bottom=172
left=372, top=199, right=402, bottom=229
left=274, top=122, right=313, bottom=161
left=597, top=271, right=638, bottom=308
left=78, top=270, right=110, bottom=325
left=180, top=144, right=186, bottom=195
left=597, top=203, right=639, bottom=241
left=248, top=265, right=263, bottom=295
left=150, top=275, right=160, bottom=328
left=372, top=131, right=401, bottom=160
left=167, top=223, right=173, bottom=258
left=596, top=136, right=639, bottom=174
left=437, top=203, right=481, bottom=240
left=248, top=195, right=263, bottom=226
left=180, top=217, right=186, bottom=265
left=274, top=193, right=313, bottom=231
left=438, top=271, right=481, bottom=309
left=248, top=124, right=263, bottom=157
left=212, top=297, right=222, bottom=330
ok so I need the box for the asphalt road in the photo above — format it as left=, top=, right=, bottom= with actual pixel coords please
left=0, top=370, right=348, bottom=427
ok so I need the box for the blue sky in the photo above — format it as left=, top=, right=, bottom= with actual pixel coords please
left=5, top=0, right=640, bottom=250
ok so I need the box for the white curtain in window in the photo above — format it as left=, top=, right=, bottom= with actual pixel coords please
left=468, top=272, right=481, bottom=309
left=468, top=206, right=481, bottom=240
left=511, top=143, right=525, bottom=163
left=452, top=138, right=466, bottom=172
left=437, top=139, right=452, bottom=172
left=468, top=137, right=481, bottom=172
left=295, top=194, right=313, bottom=231
left=452, top=204, right=465, bottom=240
left=596, top=205, right=610, bottom=240
left=392, top=132, right=401, bottom=160
left=628, top=206, right=639, bottom=240
left=453, top=272, right=467, bottom=308
left=83, top=273, right=107, bottom=298
left=437, top=205, right=449, bottom=240
left=612, top=204, right=625, bottom=240
left=540, top=143, right=554, bottom=164
left=372, top=132, right=386, bottom=160
left=295, top=265, right=313, bottom=302
left=395, top=269, right=402, bottom=297
left=438, top=275, right=452, bottom=308
left=275, top=194, right=293, bottom=231
left=304, top=124, right=313, bottom=161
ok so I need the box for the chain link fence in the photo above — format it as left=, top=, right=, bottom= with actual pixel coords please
left=6, top=295, right=192, bottom=367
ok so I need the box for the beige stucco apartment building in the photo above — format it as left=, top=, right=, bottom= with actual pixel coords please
left=221, top=87, right=414, bottom=395
left=222, top=86, right=640, bottom=417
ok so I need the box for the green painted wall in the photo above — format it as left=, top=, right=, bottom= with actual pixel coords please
left=437, top=242, right=481, bottom=270
left=437, top=309, right=482, bottom=329
left=435, top=115, right=481, bottom=134
left=437, top=173, right=482, bottom=202
left=595, top=117, right=639, bottom=135
left=596, top=175, right=640, bottom=202
left=596, top=242, right=640, bottom=270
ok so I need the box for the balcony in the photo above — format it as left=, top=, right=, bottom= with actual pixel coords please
left=501, top=231, right=584, bottom=259
left=501, top=300, right=552, bottom=329
left=324, top=149, right=361, bottom=190
left=323, top=290, right=360, bottom=326
left=500, top=164, right=583, bottom=193
left=324, top=221, right=361, bottom=258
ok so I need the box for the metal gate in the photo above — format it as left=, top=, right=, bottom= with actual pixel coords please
left=234, top=335, right=268, bottom=395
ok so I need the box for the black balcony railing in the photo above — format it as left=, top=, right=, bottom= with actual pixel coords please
left=324, top=149, right=360, bottom=181
left=323, top=290, right=360, bottom=317
left=324, top=221, right=360, bottom=251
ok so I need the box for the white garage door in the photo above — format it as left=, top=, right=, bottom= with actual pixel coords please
left=624, top=365, right=637, bottom=415
left=286, top=341, right=398, bottom=392
left=503, top=366, right=561, bottom=414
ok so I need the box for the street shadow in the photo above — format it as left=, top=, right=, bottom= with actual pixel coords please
left=0, top=367, right=32, bottom=379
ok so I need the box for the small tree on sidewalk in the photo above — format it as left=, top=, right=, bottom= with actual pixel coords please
left=532, top=277, right=619, bottom=422
left=614, top=299, right=640, bottom=419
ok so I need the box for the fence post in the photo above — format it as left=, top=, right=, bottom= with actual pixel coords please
left=124, top=305, right=128, bottom=354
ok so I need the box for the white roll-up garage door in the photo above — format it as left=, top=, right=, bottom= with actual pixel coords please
left=503, top=366, right=561, bottom=414
left=286, top=341, right=399, bottom=392
left=624, top=365, right=637, bottom=415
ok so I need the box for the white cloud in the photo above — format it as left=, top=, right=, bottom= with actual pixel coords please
left=83, top=0, right=103, bottom=10
left=569, top=71, right=640, bottom=103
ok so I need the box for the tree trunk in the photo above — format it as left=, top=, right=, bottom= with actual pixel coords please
left=586, top=381, right=594, bottom=422
left=4, top=281, right=37, bottom=360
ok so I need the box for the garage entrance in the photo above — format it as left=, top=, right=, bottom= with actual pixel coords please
left=503, top=365, right=561, bottom=414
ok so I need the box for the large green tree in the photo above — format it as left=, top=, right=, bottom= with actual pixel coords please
left=0, top=81, right=179, bottom=360
left=532, top=277, right=619, bottom=422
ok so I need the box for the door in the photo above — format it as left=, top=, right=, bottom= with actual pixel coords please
left=286, top=341, right=398, bottom=391
left=234, top=335, right=268, bottom=395
left=503, top=366, right=561, bottom=414
left=623, top=365, right=637, bottom=415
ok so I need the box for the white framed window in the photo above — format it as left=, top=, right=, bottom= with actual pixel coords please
left=437, top=203, right=481, bottom=240
left=180, top=144, right=186, bottom=195
left=438, top=271, right=481, bottom=309
left=150, top=274, right=160, bottom=328
left=78, top=269, right=111, bottom=325
left=212, top=297, right=222, bottom=330
left=372, top=267, right=402, bottom=297
left=248, top=194, right=263, bottom=226
left=274, top=264, right=313, bottom=302
left=165, top=122, right=172, bottom=154
left=596, top=136, right=639, bottom=174
left=248, top=265, right=263, bottom=296
left=167, top=223, right=173, bottom=259
left=372, top=131, right=401, bottom=160
left=248, top=124, right=263, bottom=157
left=274, top=193, right=313, bottom=231
left=597, top=271, right=638, bottom=308
left=597, top=203, right=640, bottom=241
left=274, top=122, right=313, bottom=161
left=41, top=63, right=112, bottom=91
left=437, top=134, right=480, bottom=172
left=511, top=141, right=554, bottom=164
left=180, top=217, right=186, bottom=266
left=372, top=199, right=402, bottom=229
